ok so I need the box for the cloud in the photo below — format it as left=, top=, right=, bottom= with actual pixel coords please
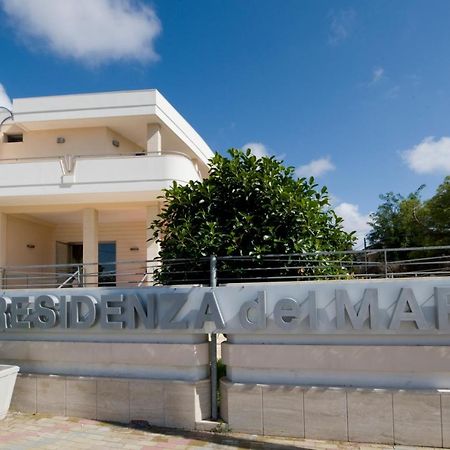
left=0, top=0, right=162, bottom=65
left=334, top=202, right=371, bottom=248
left=328, top=9, right=356, bottom=46
left=295, top=157, right=335, bottom=178
left=242, top=142, right=269, bottom=158
left=370, top=67, right=385, bottom=85
left=0, top=84, right=12, bottom=110
left=402, top=136, right=450, bottom=174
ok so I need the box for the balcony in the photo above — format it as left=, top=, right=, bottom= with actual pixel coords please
left=0, top=152, right=202, bottom=206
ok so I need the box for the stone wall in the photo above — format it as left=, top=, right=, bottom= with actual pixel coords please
left=12, top=373, right=210, bottom=429
left=221, top=379, right=450, bottom=447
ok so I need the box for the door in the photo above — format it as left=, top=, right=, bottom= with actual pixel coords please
left=56, top=242, right=116, bottom=286
left=98, top=242, right=116, bottom=287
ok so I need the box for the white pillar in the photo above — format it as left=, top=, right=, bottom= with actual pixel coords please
left=83, top=208, right=98, bottom=287
left=146, top=204, right=161, bottom=283
left=0, top=213, right=7, bottom=288
left=147, top=123, right=162, bottom=154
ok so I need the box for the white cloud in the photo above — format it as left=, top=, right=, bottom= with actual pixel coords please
left=402, top=136, right=450, bottom=174
left=295, top=157, right=335, bottom=178
left=370, top=67, right=385, bottom=84
left=0, top=0, right=162, bottom=65
left=328, top=9, right=356, bottom=46
left=242, top=142, right=269, bottom=158
left=334, top=202, right=371, bottom=248
left=0, top=84, right=12, bottom=110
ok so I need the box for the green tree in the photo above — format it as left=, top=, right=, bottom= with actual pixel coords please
left=367, top=186, right=426, bottom=250
left=150, top=149, right=355, bottom=284
left=422, top=176, right=450, bottom=246
left=368, top=177, right=450, bottom=250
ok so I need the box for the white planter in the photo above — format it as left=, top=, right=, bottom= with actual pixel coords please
left=0, top=366, right=19, bottom=420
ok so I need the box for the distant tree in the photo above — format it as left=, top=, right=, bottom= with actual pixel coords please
left=367, top=186, right=426, bottom=249
left=150, top=149, right=355, bottom=284
left=421, top=176, right=450, bottom=246
left=368, top=177, right=450, bottom=250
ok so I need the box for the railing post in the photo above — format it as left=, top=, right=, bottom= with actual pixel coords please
left=209, top=255, right=218, bottom=421
left=384, top=249, right=388, bottom=278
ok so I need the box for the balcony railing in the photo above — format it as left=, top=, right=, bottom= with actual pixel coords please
left=0, top=151, right=202, bottom=202
left=0, top=245, right=449, bottom=290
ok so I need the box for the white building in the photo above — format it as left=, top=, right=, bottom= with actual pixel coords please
left=0, top=90, right=213, bottom=287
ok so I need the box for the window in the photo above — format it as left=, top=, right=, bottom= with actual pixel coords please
left=4, top=134, right=23, bottom=143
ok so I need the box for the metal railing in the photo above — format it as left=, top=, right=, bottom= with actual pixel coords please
left=0, top=245, right=449, bottom=289
left=0, top=150, right=203, bottom=179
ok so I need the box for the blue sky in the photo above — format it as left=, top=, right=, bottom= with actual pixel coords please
left=0, top=0, right=450, bottom=247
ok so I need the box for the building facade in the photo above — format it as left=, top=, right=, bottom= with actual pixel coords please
left=0, top=90, right=213, bottom=288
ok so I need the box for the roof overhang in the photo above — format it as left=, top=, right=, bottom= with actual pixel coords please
left=10, top=89, right=214, bottom=165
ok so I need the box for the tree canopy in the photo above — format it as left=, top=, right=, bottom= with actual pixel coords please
left=368, top=176, right=450, bottom=249
left=150, top=149, right=355, bottom=284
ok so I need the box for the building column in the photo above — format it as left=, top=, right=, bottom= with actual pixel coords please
left=0, top=213, right=7, bottom=288
left=146, top=204, right=161, bottom=284
left=83, top=208, right=98, bottom=287
left=146, top=123, right=162, bottom=154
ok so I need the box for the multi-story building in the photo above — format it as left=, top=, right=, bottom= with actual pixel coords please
left=0, top=90, right=213, bottom=288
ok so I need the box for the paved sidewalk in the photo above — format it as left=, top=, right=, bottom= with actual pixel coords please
left=0, top=413, right=442, bottom=450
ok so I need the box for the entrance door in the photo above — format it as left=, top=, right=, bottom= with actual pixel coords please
left=98, top=242, right=116, bottom=287
left=55, top=241, right=117, bottom=287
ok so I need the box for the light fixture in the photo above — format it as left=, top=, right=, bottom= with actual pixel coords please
left=56, top=137, right=65, bottom=144
left=112, top=139, right=120, bottom=147
left=26, top=244, right=35, bottom=249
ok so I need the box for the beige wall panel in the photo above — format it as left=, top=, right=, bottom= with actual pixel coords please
left=393, top=391, right=442, bottom=447
left=347, top=389, right=394, bottom=444
left=262, top=385, right=304, bottom=438
left=304, top=387, right=348, bottom=441
left=226, top=382, right=263, bottom=434
left=0, top=127, right=142, bottom=160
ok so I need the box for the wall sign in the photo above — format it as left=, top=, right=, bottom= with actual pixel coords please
left=0, top=278, right=450, bottom=334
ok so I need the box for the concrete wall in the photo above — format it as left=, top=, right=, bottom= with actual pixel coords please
left=221, top=379, right=450, bottom=447
left=6, top=216, right=54, bottom=267
left=0, top=127, right=142, bottom=160
left=54, top=220, right=147, bottom=286
left=12, top=374, right=209, bottom=429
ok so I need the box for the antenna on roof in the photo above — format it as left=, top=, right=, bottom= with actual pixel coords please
left=0, top=106, right=14, bottom=130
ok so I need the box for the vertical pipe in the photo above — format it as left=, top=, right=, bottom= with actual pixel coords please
left=209, top=255, right=218, bottom=420
left=384, top=249, right=388, bottom=278
left=363, top=238, right=368, bottom=276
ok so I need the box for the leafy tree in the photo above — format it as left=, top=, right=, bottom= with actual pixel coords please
left=367, top=177, right=450, bottom=272
left=367, top=186, right=426, bottom=250
left=150, top=149, right=355, bottom=284
left=422, top=176, right=450, bottom=246
left=368, top=177, right=450, bottom=250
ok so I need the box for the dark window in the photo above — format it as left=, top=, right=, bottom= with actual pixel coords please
left=5, top=134, right=23, bottom=143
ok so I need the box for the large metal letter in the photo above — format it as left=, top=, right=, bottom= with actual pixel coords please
left=10, top=297, right=31, bottom=329
left=389, top=288, right=428, bottom=330
left=100, top=295, right=125, bottom=329
left=158, top=293, right=189, bottom=329
left=194, top=291, right=225, bottom=329
left=274, top=298, right=300, bottom=330
left=436, top=287, right=450, bottom=330
left=34, top=295, right=58, bottom=329
left=69, top=295, right=96, bottom=329
left=126, top=294, right=156, bottom=329
left=336, top=289, right=379, bottom=330
left=0, top=296, right=10, bottom=330
left=239, top=291, right=267, bottom=330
